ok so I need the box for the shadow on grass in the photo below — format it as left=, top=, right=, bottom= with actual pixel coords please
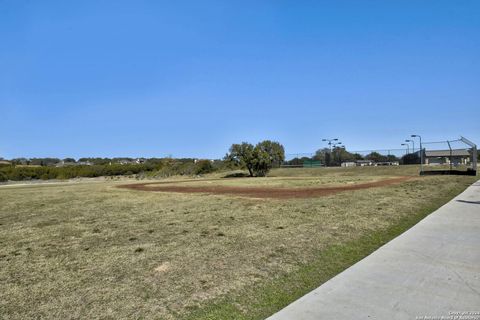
left=456, top=199, right=480, bottom=205
left=222, top=172, right=251, bottom=178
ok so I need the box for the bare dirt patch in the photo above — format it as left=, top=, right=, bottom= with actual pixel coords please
left=154, top=262, right=171, bottom=273
left=117, top=176, right=413, bottom=199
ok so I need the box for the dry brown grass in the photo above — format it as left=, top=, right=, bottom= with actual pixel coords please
left=0, top=166, right=476, bottom=319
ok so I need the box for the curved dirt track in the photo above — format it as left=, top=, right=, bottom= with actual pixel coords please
left=117, top=176, right=413, bottom=199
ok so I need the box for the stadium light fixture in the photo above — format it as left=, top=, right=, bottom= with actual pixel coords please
left=322, top=138, right=340, bottom=150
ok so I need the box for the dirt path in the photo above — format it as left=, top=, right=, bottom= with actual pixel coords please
left=117, top=176, right=413, bottom=199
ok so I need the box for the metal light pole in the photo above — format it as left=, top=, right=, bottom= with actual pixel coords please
left=405, top=139, right=415, bottom=153
left=332, top=142, right=343, bottom=166
left=411, top=134, right=423, bottom=173
left=322, top=138, right=338, bottom=166
left=401, top=143, right=409, bottom=154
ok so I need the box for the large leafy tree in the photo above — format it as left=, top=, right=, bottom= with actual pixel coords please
left=255, top=140, right=285, bottom=168
left=331, top=147, right=359, bottom=165
left=314, top=148, right=330, bottom=165
left=226, top=140, right=285, bottom=177
left=226, top=142, right=256, bottom=177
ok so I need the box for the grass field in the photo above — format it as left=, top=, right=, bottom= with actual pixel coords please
left=0, top=166, right=477, bottom=319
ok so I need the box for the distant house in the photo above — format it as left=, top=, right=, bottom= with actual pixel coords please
left=376, top=161, right=399, bottom=166
left=117, top=159, right=133, bottom=165
left=421, top=149, right=470, bottom=166
left=56, top=160, right=92, bottom=167
left=115, top=158, right=146, bottom=165
left=76, top=161, right=93, bottom=166
left=341, top=161, right=356, bottom=167
left=0, top=160, right=11, bottom=165
left=355, top=160, right=374, bottom=167
left=352, top=160, right=398, bottom=167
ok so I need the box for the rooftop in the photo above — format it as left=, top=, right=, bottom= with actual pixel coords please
left=424, top=149, right=470, bottom=157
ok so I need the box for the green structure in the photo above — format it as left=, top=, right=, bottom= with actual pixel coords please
left=302, top=160, right=323, bottom=167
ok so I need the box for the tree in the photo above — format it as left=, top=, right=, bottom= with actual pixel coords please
left=331, top=147, right=359, bottom=165
left=226, top=142, right=256, bottom=176
left=386, top=154, right=399, bottom=162
left=286, top=157, right=311, bottom=166
left=255, top=140, right=285, bottom=168
left=315, top=147, right=360, bottom=166
left=365, top=152, right=387, bottom=163
left=352, top=153, right=364, bottom=160
left=194, top=160, right=215, bottom=175
left=251, top=147, right=271, bottom=177
left=401, top=153, right=419, bottom=165
left=11, top=158, right=29, bottom=165
left=226, top=140, right=285, bottom=177
left=314, top=148, right=330, bottom=166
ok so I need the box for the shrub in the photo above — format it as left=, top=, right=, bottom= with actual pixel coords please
left=0, top=159, right=224, bottom=181
left=194, top=160, right=215, bottom=175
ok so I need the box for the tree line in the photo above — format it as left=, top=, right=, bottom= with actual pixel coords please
left=285, top=147, right=421, bottom=166
left=0, top=140, right=285, bottom=181
left=4, top=140, right=474, bottom=182
left=0, top=159, right=222, bottom=182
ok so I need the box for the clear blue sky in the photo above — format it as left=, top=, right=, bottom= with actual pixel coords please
left=1, top=0, right=479, bottom=159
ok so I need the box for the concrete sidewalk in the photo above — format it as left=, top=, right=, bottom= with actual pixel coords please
left=267, top=180, right=480, bottom=320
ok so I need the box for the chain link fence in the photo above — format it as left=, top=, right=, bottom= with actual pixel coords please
left=421, top=138, right=477, bottom=175
left=282, top=137, right=477, bottom=175
left=283, top=148, right=408, bottom=167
